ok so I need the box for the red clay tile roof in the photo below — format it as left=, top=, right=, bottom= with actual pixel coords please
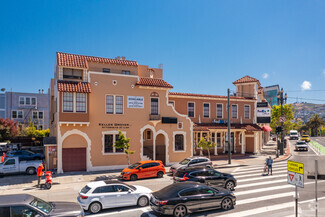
left=233, top=76, right=261, bottom=85
left=169, top=92, right=255, bottom=100
left=57, top=81, right=91, bottom=93
left=136, top=78, right=173, bottom=88
left=193, top=123, right=262, bottom=131
left=57, top=52, right=138, bottom=69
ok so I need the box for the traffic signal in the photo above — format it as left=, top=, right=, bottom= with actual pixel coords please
left=276, top=126, right=282, bottom=134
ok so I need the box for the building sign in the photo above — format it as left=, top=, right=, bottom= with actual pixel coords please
left=256, top=107, right=271, bottom=123
left=127, top=96, right=144, bottom=108
left=99, top=123, right=130, bottom=129
left=287, top=160, right=304, bottom=188
left=257, top=102, right=269, bottom=107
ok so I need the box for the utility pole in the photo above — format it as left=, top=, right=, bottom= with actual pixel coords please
left=227, top=88, right=231, bottom=164
left=277, top=88, right=287, bottom=155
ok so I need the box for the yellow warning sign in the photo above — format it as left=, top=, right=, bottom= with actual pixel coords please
left=288, top=160, right=304, bottom=174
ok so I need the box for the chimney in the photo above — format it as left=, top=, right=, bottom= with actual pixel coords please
left=42, top=89, right=44, bottom=94
left=38, top=89, right=41, bottom=94
left=121, top=56, right=126, bottom=60
left=115, top=56, right=121, bottom=60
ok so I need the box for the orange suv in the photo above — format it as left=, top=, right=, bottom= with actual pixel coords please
left=121, top=160, right=166, bottom=181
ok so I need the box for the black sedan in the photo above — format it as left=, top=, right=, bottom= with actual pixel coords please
left=7, top=150, right=43, bottom=161
left=0, top=194, right=84, bottom=216
left=173, top=167, right=237, bottom=191
left=150, top=182, right=236, bottom=217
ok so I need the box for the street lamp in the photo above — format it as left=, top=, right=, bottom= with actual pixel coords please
left=277, top=88, right=288, bottom=155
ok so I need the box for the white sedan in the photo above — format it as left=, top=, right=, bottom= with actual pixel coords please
left=77, top=180, right=152, bottom=214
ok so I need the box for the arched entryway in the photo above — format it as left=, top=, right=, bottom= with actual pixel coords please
left=62, top=134, right=87, bottom=172
left=155, top=134, right=166, bottom=165
left=143, top=129, right=154, bottom=160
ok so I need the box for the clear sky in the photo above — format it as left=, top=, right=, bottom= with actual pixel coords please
left=1, top=1, right=325, bottom=104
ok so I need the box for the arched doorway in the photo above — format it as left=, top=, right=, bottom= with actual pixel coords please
left=143, top=129, right=154, bottom=160
left=62, top=134, right=87, bottom=172
left=155, top=134, right=166, bottom=165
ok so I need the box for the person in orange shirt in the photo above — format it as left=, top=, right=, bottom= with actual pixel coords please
left=1, top=153, right=6, bottom=163
left=37, top=163, right=44, bottom=188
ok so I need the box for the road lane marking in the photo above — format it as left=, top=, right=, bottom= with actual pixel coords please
left=236, top=192, right=294, bottom=205
left=235, top=185, right=295, bottom=196
left=308, top=143, right=320, bottom=156
left=299, top=196, right=325, bottom=204
left=238, top=174, right=287, bottom=182
left=233, top=165, right=287, bottom=173
left=236, top=178, right=287, bottom=189
left=234, top=170, right=284, bottom=178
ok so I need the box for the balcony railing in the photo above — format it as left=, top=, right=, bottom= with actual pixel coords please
left=149, top=114, right=160, bottom=120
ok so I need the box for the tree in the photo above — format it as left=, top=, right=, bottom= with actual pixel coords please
left=306, top=114, right=324, bottom=137
left=114, top=130, right=135, bottom=165
left=0, top=118, right=19, bottom=142
left=197, top=136, right=216, bottom=160
left=270, top=104, right=294, bottom=136
left=23, top=121, right=50, bottom=138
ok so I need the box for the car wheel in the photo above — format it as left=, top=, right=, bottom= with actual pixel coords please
left=26, top=167, right=36, bottom=175
left=137, top=196, right=149, bottom=207
left=157, top=171, right=164, bottom=178
left=221, top=197, right=233, bottom=210
left=89, top=202, right=102, bottom=214
left=225, top=180, right=235, bottom=191
left=130, top=174, right=137, bottom=181
left=173, top=205, right=187, bottom=217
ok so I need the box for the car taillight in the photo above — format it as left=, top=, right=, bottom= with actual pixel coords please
left=210, top=162, right=213, bottom=165
left=157, top=200, right=168, bottom=205
left=178, top=173, right=189, bottom=181
left=80, top=195, right=88, bottom=199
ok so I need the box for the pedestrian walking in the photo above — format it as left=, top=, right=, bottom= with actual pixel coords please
left=266, top=156, right=273, bottom=175
left=37, top=163, right=44, bottom=188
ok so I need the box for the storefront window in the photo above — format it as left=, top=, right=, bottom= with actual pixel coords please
left=175, top=134, right=184, bottom=151
left=104, top=135, right=114, bottom=153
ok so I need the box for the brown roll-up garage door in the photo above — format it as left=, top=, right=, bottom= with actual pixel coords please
left=62, top=148, right=86, bottom=172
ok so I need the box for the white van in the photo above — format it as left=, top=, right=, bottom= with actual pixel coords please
left=290, top=130, right=299, bottom=140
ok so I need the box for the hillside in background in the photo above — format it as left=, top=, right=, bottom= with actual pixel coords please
left=292, top=103, right=325, bottom=123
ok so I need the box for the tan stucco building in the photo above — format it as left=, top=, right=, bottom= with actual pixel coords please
left=49, top=52, right=192, bottom=173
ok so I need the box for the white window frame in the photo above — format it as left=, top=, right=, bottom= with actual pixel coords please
left=19, top=96, right=25, bottom=105
left=62, top=92, right=87, bottom=113
left=216, top=103, right=223, bottom=119
left=31, top=97, right=37, bottom=106
left=105, top=95, right=124, bottom=115
left=244, top=105, right=250, bottom=119
left=76, top=93, right=87, bottom=113
left=102, top=131, right=126, bottom=155
left=187, top=102, right=195, bottom=118
left=231, top=104, right=238, bottom=119
left=12, top=110, right=23, bottom=119
left=203, top=102, right=210, bottom=118
left=173, top=131, right=186, bottom=152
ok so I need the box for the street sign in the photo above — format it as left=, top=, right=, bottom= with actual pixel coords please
left=288, top=161, right=304, bottom=188
left=288, top=160, right=304, bottom=174
left=279, top=116, right=286, bottom=122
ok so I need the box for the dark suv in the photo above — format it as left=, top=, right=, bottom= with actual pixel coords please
left=169, top=156, right=213, bottom=175
left=7, top=150, right=43, bottom=161
left=173, top=167, right=237, bottom=191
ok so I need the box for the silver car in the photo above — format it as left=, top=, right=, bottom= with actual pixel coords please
left=77, top=180, right=152, bottom=214
left=169, top=156, right=213, bottom=175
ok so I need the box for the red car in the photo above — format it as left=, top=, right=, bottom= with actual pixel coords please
left=121, top=160, right=166, bottom=181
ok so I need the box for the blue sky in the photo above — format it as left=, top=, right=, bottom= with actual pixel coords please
left=1, top=0, right=325, bottom=104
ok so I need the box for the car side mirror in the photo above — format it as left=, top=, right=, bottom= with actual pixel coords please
left=128, top=189, right=132, bottom=193
left=139, top=167, right=143, bottom=170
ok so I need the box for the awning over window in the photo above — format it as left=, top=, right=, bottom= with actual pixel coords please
left=262, top=125, right=272, bottom=132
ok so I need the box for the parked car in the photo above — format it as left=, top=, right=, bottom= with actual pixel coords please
left=150, top=182, right=236, bottom=217
left=78, top=180, right=152, bottom=214
left=295, top=141, right=308, bottom=151
left=173, top=167, right=237, bottom=191
left=0, top=194, right=84, bottom=217
left=300, top=135, right=311, bottom=142
left=121, top=160, right=165, bottom=181
left=169, top=156, right=213, bottom=175
left=7, top=150, right=43, bottom=161
left=0, top=156, right=42, bottom=175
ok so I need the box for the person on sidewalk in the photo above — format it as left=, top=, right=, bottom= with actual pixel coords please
left=266, top=156, right=273, bottom=175
left=37, top=163, right=44, bottom=188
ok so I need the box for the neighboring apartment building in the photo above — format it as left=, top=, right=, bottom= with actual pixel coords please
left=169, top=75, right=263, bottom=155
left=264, top=85, right=280, bottom=107
left=49, top=52, right=192, bottom=173
left=6, top=91, right=50, bottom=129
left=0, top=93, right=5, bottom=119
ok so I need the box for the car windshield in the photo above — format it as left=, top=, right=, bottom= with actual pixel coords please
left=81, top=185, right=91, bottom=194
left=291, top=133, right=298, bottom=135
left=128, top=162, right=142, bottom=169
left=179, top=159, right=190, bottom=165
left=297, top=142, right=306, bottom=145
left=30, top=197, right=52, bottom=214
left=302, top=136, right=308, bottom=138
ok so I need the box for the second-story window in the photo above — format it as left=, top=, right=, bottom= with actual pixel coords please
left=19, top=97, right=24, bottom=105
left=151, top=98, right=159, bottom=115
left=244, top=105, right=250, bottom=119
left=231, top=105, right=238, bottom=119
left=122, top=70, right=130, bottom=75
left=26, top=97, right=30, bottom=105
left=188, top=102, right=194, bottom=117
left=216, top=104, right=223, bottom=119
left=76, top=93, right=86, bottom=112
left=115, top=96, right=123, bottom=114
left=31, top=97, right=36, bottom=105
left=106, top=95, right=123, bottom=114
left=203, top=103, right=210, bottom=118
left=103, top=68, right=110, bottom=73
left=106, top=95, right=114, bottom=114
left=63, top=93, right=73, bottom=112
